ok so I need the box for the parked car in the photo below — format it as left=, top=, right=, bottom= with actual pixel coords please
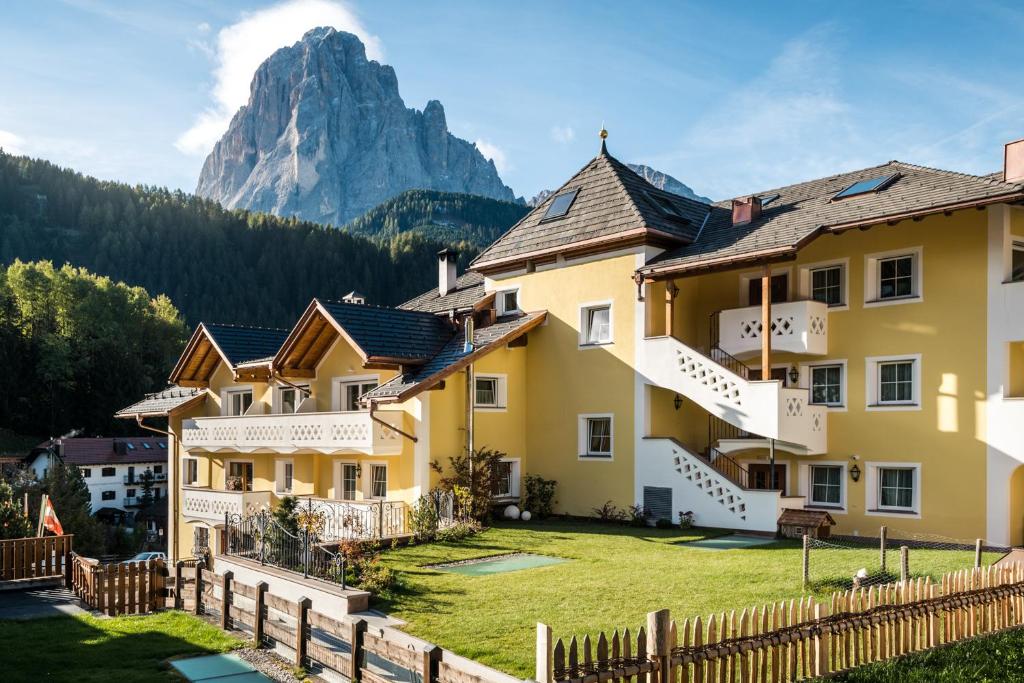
left=125, top=551, right=167, bottom=563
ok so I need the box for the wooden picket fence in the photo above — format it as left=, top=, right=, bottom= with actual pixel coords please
left=0, top=534, right=73, bottom=584
left=538, top=564, right=1024, bottom=683
left=70, top=553, right=166, bottom=616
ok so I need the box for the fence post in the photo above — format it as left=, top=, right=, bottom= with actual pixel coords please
left=349, top=617, right=367, bottom=682
left=194, top=560, right=205, bottom=615
left=536, top=623, right=553, bottom=683
left=63, top=535, right=73, bottom=589
left=420, top=644, right=441, bottom=683
left=647, top=609, right=671, bottom=683
left=221, top=570, right=234, bottom=631
left=900, top=546, right=909, bottom=584
left=253, top=581, right=268, bottom=647
left=814, top=602, right=830, bottom=677
left=802, top=534, right=810, bottom=588
left=295, top=596, right=312, bottom=667
left=377, top=502, right=384, bottom=540
left=975, top=539, right=983, bottom=569
left=880, top=526, right=888, bottom=573
left=174, top=561, right=184, bottom=610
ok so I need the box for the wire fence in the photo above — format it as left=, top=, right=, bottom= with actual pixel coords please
left=803, top=526, right=1011, bottom=591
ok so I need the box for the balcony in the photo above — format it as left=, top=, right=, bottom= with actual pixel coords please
left=124, top=472, right=167, bottom=484
left=182, top=487, right=273, bottom=523
left=123, top=497, right=139, bottom=507
left=717, top=300, right=829, bottom=358
left=180, top=410, right=405, bottom=455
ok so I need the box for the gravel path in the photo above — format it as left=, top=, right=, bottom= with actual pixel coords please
left=235, top=646, right=318, bottom=682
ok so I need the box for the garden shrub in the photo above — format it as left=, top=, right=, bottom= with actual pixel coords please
left=432, top=448, right=507, bottom=521
left=627, top=504, right=649, bottom=527
left=522, top=474, right=557, bottom=518
left=592, top=500, right=626, bottom=522
left=408, top=494, right=441, bottom=541
left=435, top=520, right=482, bottom=542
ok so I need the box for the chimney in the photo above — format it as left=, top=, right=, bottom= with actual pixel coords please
left=732, top=196, right=762, bottom=226
left=1005, top=138, right=1024, bottom=184
left=438, top=248, right=458, bottom=297
left=341, top=291, right=366, bottom=305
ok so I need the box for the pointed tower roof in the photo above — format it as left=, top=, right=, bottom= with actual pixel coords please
left=472, top=137, right=710, bottom=273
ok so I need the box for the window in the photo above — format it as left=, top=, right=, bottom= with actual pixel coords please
left=226, top=389, right=253, bottom=416
left=227, top=461, right=253, bottom=492
left=370, top=465, right=387, bottom=499
left=644, top=191, right=686, bottom=219
left=759, top=193, right=781, bottom=207
left=82, top=468, right=91, bottom=478
left=126, top=488, right=136, bottom=498
left=338, top=380, right=378, bottom=411
left=340, top=464, right=358, bottom=501
left=879, top=360, right=914, bottom=404
left=878, top=468, right=915, bottom=510
left=154, top=488, right=161, bottom=501
left=492, top=460, right=520, bottom=498
left=579, top=415, right=613, bottom=458
left=811, top=265, right=844, bottom=306
left=182, top=458, right=198, bottom=486
left=832, top=173, right=899, bottom=200
left=102, top=467, right=115, bottom=477
left=1012, top=241, right=1024, bottom=283
left=581, top=304, right=612, bottom=346
left=278, top=386, right=304, bottom=414
left=810, top=365, right=843, bottom=406
left=276, top=460, right=294, bottom=494
left=497, top=289, right=520, bottom=315
left=142, top=442, right=151, bottom=449
left=154, top=465, right=162, bottom=474
left=879, top=255, right=915, bottom=299
left=473, top=375, right=506, bottom=409
left=542, top=189, right=579, bottom=220
left=101, top=491, right=115, bottom=501
left=810, top=466, right=842, bottom=506
left=747, top=272, right=789, bottom=305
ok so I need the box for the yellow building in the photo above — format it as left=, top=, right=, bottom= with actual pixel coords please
left=118, top=135, right=1024, bottom=562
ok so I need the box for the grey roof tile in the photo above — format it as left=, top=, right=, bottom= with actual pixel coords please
left=399, top=271, right=486, bottom=313
left=115, top=385, right=203, bottom=417
left=318, top=300, right=453, bottom=362
left=204, top=324, right=290, bottom=366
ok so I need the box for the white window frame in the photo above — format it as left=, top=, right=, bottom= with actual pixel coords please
left=274, top=384, right=308, bottom=414
left=182, top=458, right=199, bottom=486
left=803, top=463, right=846, bottom=510
left=222, top=386, right=255, bottom=416
left=334, top=460, right=359, bottom=501
left=275, top=458, right=294, bottom=495
left=800, top=360, right=847, bottom=411
left=225, top=459, right=255, bottom=492
left=473, top=373, right=508, bottom=411
left=331, top=374, right=380, bottom=412
left=578, top=413, right=614, bottom=460
left=798, top=258, right=849, bottom=311
left=82, top=468, right=92, bottom=478
left=738, top=266, right=793, bottom=307
left=492, top=458, right=521, bottom=499
left=864, top=246, right=923, bottom=307
left=579, top=300, right=614, bottom=348
left=865, top=354, right=921, bottom=410
left=366, top=462, right=388, bottom=500
left=865, top=462, right=921, bottom=517
left=496, top=288, right=521, bottom=316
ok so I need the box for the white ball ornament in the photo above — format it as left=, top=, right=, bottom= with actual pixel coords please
left=520, top=510, right=532, bottom=522
left=504, top=504, right=521, bottom=519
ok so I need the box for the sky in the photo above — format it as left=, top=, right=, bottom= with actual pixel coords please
left=2, top=0, right=1024, bottom=202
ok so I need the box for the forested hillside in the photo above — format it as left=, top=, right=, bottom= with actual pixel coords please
left=0, top=152, right=503, bottom=327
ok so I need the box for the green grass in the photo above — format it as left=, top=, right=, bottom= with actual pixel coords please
left=378, top=520, right=1002, bottom=677
left=0, top=611, right=243, bottom=681
left=834, top=627, right=1024, bottom=682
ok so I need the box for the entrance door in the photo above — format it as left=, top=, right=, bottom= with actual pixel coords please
left=748, top=367, right=788, bottom=382
left=227, top=462, right=253, bottom=492
left=748, top=273, right=789, bottom=306
left=748, top=464, right=787, bottom=494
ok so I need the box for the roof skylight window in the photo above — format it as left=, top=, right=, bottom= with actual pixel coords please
left=645, top=191, right=685, bottom=218
left=542, top=189, right=579, bottom=220
left=759, top=193, right=781, bottom=207
left=126, top=443, right=135, bottom=450
left=832, top=173, right=900, bottom=200
left=142, top=443, right=151, bottom=449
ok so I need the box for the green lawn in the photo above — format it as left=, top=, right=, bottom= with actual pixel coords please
left=378, top=520, right=1000, bottom=677
left=0, top=611, right=242, bottom=681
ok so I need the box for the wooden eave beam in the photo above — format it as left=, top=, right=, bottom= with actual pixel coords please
left=296, top=319, right=337, bottom=370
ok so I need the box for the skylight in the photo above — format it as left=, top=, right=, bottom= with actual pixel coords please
left=126, top=443, right=135, bottom=450
left=759, top=193, right=781, bottom=207
left=542, top=189, right=579, bottom=220
left=645, top=191, right=685, bottom=219
left=832, top=173, right=899, bottom=200
left=142, top=443, right=151, bottom=449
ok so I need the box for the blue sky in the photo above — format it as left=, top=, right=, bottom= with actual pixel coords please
left=2, top=1, right=1024, bottom=201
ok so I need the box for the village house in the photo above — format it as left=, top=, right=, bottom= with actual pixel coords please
left=117, top=134, right=1024, bottom=567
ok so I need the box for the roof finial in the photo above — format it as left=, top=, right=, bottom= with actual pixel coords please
left=599, top=122, right=608, bottom=155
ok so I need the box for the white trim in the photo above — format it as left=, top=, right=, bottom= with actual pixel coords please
left=273, top=383, right=308, bottom=414
left=578, top=413, right=614, bottom=460
left=495, top=287, right=521, bottom=316
left=224, top=458, right=255, bottom=491
left=333, top=460, right=360, bottom=501
left=331, top=374, right=380, bottom=412
left=865, top=353, right=922, bottom=411
left=738, top=266, right=793, bottom=307
left=864, top=461, right=922, bottom=518
left=221, top=385, right=255, bottom=416
left=578, top=299, right=614, bottom=348
left=493, top=457, right=521, bottom=499
left=797, top=257, right=850, bottom=311
left=363, top=460, right=389, bottom=500
left=797, top=461, right=848, bottom=512
left=473, top=373, right=508, bottom=411
left=799, top=359, right=849, bottom=411
left=864, top=246, right=924, bottom=308
left=274, top=458, right=294, bottom=495
left=182, top=457, right=199, bottom=486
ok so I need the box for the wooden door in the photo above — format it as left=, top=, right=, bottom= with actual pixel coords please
left=748, top=367, right=788, bottom=382
left=748, top=464, right=787, bottom=494
left=748, top=273, right=789, bottom=305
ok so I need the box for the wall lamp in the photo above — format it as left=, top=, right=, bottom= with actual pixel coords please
left=788, top=365, right=800, bottom=386
left=850, top=464, right=861, bottom=482
left=673, top=394, right=683, bottom=411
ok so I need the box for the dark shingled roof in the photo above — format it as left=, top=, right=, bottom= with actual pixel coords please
left=115, top=385, right=203, bottom=418
left=318, top=300, right=453, bottom=362
left=35, top=437, right=169, bottom=466
left=363, top=311, right=546, bottom=401
left=472, top=147, right=708, bottom=269
left=399, top=271, right=487, bottom=313
left=204, top=324, right=289, bottom=366
left=640, top=161, right=1024, bottom=275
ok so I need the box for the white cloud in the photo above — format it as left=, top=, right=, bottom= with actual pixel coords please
left=0, top=129, right=25, bottom=155
left=550, top=125, right=575, bottom=145
left=475, top=139, right=510, bottom=173
left=197, top=21, right=211, bottom=33
left=176, top=0, right=383, bottom=156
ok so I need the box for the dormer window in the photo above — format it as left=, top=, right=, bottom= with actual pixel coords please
left=832, top=173, right=899, bottom=200
left=644, top=191, right=687, bottom=221
left=497, top=289, right=520, bottom=316
left=542, top=189, right=579, bottom=220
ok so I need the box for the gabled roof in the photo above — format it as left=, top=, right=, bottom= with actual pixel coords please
left=640, top=160, right=1024, bottom=278
left=35, top=437, right=169, bottom=466
left=115, top=385, right=204, bottom=418
left=363, top=311, right=547, bottom=403
left=169, top=323, right=289, bottom=386
left=472, top=146, right=709, bottom=272
left=399, top=271, right=488, bottom=314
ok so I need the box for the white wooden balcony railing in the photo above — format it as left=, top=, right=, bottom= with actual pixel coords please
left=717, top=300, right=829, bottom=357
left=182, top=487, right=273, bottom=523
left=180, top=410, right=404, bottom=455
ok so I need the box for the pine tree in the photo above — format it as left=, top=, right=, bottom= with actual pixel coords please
left=0, top=478, right=33, bottom=540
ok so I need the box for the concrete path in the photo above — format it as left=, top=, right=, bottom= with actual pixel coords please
left=0, top=584, right=89, bottom=620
